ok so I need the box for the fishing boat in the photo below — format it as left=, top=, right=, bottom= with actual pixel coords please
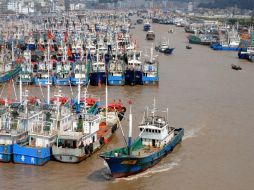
left=0, top=86, right=43, bottom=163
left=53, top=61, right=71, bottom=86
left=52, top=84, right=120, bottom=163
left=70, top=62, right=88, bottom=86
left=100, top=100, right=184, bottom=178
left=0, top=63, right=22, bottom=84
left=146, top=31, right=155, bottom=41
left=33, top=61, right=54, bottom=86
left=125, top=52, right=143, bottom=86
left=16, top=51, right=33, bottom=84
left=107, top=56, right=125, bottom=86
left=142, top=47, right=159, bottom=85
left=89, top=51, right=106, bottom=86
left=0, top=109, right=28, bottom=162
left=155, top=41, right=174, bottom=55
left=13, top=97, right=73, bottom=165
left=136, top=19, right=143, bottom=24
left=238, top=46, right=254, bottom=61
left=212, top=27, right=240, bottom=51
left=143, top=22, right=151, bottom=32
left=188, top=34, right=201, bottom=44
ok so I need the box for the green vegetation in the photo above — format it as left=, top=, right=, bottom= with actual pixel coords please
left=198, top=0, right=254, bottom=10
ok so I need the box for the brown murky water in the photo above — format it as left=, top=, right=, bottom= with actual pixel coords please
left=1, top=23, right=254, bottom=190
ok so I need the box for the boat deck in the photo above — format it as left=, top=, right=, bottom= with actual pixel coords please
left=131, top=146, right=159, bottom=157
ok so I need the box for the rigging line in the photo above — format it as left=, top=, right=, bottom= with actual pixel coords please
left=0, top=82, right=6, bottom=97
left=68, top=80, right=74, bottom=97
left=117, top=115, right=128, bottom=147
left=12, top=79, right=17, bottom=101
left=39, top=81, right=46, bottom=101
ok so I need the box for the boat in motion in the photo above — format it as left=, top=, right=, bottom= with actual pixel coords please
left=100, top=100, right=184, bottom=178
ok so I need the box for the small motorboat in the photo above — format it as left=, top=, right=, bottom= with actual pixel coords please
left=186, top=45, right=192, bottom=49
left=231, top=64, right=242, bottom=70
left=168, top=29, right=174, bottom=33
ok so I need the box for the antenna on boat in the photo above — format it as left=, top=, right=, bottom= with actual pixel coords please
left=77, top=77, right=81, bottom=114
left=105, top=78, right=108, bottom=125
left=11, top=40, right=14, bottom=62
left=19, top=74, right=22, bottom=104
left=167, top=108, right=169, bottom=125
left=128, top=100, right=133, bottom=155
left=152, top=98, right=156, bottom=124
left=150, top=44, right=153, bottom=63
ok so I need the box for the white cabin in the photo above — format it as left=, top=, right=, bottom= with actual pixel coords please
left=138, top=116, right=174, bottom=148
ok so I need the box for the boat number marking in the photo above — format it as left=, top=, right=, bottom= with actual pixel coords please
left=21, top=155, right=25, bottom=162
left=31, top=157, right=35, bottom=164
left=0, top=154, right=2, bottom=160
left=121, top=160, right=137, bottom=165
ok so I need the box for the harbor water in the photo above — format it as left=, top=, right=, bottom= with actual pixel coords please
left=1, top=23, right=254, bottom=190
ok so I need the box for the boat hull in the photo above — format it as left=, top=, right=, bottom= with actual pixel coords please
left=52, top=149, right=87, bottom=163
left=33, top=77, right=54, bottom=86
left=90, top=72, right=106, bottom=86
left=54, top=78, right=70, bottom=86
left=0, top=65, right=22, bottom=84
left=101, top=128, right=184, bottom=178
left=238, top=50, right=250, bottom=60
left=125, top=70, right=143, bottom=86
left=0, top=144, right=13, bottom=162
left=211, top=44, right=240, bottom=51
left=108, top=75, right=125, bottom=86
left=70, top=78, right=88, bottom=86
left=52, top=122, right=120, bottom=163
left=13, top=144, right=51, bottom=166
left=142, top=76, right=159, bottom=85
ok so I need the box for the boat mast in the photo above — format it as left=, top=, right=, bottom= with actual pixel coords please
left=105, top=78, right=108, bottom=125
left=76, top=42, right=83, bottom=114
left=150, top=45, right=153, bottom=63
left=128, top=102, right=133, bottom=155
left=11, top=41, right=14, bottom=62
left=47, top=40, right=51, bottom=105
left=19, top=74, right=22, bottom=103
left=152, top=98, right=156, bottom=125
left=77, top=77, right=81, bottom=114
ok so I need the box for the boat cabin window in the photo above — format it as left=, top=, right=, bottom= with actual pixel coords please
left=58, top=139, right=78, bottom=149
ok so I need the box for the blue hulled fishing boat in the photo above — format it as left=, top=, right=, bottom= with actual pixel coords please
left=142, top=48, right=159, bottom=85
left=33, top=61, right=54, bottom=86
left=108, top=57, right=125, bottom=86
left=0, top=109, right=28, bottom=162
left=89, top=52, right=106, bottom=86
left=53, top=62, right=71, bottom=86
left=124, top=52, right=143, bottom=86
left=143, top=21, right=151, bottom=31
left=13, top=99, right=73, bottom=165
left=100, top=100, right=184, bottom=178
left=155, top=41, right=174, bottom=55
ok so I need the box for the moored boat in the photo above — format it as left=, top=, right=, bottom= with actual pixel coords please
left=124, top=52, right=143, bottom=86
left=107, top=57, right=125, bottom=86
left=142, top=47, right=159, bottom=85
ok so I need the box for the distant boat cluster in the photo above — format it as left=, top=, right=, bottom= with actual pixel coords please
left=0, top=13, right=160, bottom=87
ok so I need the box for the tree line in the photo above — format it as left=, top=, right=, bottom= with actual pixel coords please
left=198, top=0, right=254, bottom=10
